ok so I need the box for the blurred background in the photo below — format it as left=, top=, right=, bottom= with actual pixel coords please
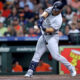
left=0, top=0, right=80, bottom=75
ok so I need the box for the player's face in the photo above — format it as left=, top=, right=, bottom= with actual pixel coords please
left=52, top=10, right=61, bottom=16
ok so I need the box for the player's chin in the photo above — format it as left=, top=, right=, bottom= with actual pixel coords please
left=52, top=11, right=61, bottom=16
left=54, top=12, right=60, bottom=16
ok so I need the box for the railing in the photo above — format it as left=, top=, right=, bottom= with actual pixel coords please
left=69, top=33, right=80, bottom=44
left=0, top=36, right=68, bottom=42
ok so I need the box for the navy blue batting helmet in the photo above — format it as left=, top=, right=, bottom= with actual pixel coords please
left=52, top=1, right=64, bottom=11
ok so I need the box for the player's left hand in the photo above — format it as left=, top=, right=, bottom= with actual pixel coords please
left=37, top=17, right=45, bottom=28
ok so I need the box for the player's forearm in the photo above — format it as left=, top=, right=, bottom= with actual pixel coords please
left=41, top=12, right=48, bottom=18
left=43, top=27, right=55, bottom=33
left=37, top=12, right=48, bottom=28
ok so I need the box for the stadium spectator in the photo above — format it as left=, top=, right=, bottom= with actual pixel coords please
left=19, top=12, right=25, bottom=26
left=36, top=60, right=52, bottom=72
left=69, top=0, right=80, bottom=9
left=64, top=5, right=75, bottom=22
left=69, top=23, right=79, bottom=34
left=12, top=61, right=23, bottom=72
left=77, top=18, right=80, bottom=31
left=45, top=0, right=52, bottom=8
left=24, top=5, right=35, bottom=31
left=6, top=0, right=14, bottom=5
left=24, top=5, right=34, bottom=20
left=0, top=1, right=3, bottom=10
left=33, top=0, right=42, bottom=12
left=0, top=10, right=6, bottom=23
left=19, top=0, right=25, bottom=8
left=0, top=20, right=7, bottom=37
left=2, top=4, right=11, bottom=18
left=27, top=27, right=37, bottom=37
left=11, top=17, right=24, bottom=37
left=39, top=7, right=44, bottom=17
left=58, top=31, right=64, bottom=36
left=25, top=0, right=34, bottom=10
left=34, top=12, right=39, bottom=21
left=68, top=13, right=78, bottom=25
left=4, top=26, right=16, bottom=37
left=77, top=6, right=80, bottom=15
left=0, top=0, right=80, bottom=37
left=60, top=15, right=67, bottom=34
left=8, top=7, right=18, bottom=25
left=64, top=25, right=71, bottom=35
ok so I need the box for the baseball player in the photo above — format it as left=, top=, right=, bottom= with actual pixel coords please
left=25, top=1, right=76, bottom=77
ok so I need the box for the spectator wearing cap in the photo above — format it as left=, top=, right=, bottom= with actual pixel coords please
left=12, top=17, right=24, bottom=37
left=0, top=20, right=8, bottom=37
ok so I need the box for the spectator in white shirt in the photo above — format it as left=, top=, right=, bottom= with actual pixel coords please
left=65, top=5, right=75, bottom=22
left=69, top=23, right=80, bottom=34
left=0, top=11, right=5, bottom=23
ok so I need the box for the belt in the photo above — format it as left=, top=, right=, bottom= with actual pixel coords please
left=44, top=32, right=58, bottom=35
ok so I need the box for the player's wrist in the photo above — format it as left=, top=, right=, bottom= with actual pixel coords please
left=42, top=28, right=46, bottom=32
left=37, top=16, right=45, bottom=28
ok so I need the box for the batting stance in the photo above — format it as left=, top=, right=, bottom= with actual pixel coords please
left=25, top=1, right=76, bottom=77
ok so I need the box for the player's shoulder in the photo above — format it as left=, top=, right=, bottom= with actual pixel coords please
left=45, top=6, right=53, bottom=14
left=46, top=6, right=53, bottom=10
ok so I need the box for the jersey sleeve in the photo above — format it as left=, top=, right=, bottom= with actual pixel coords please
left=44, top=7, right=53, bottom=14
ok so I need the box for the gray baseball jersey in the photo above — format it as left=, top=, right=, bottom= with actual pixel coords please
left=42, top=7, right=62, bottom=32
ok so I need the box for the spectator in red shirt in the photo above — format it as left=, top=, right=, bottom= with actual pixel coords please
left=12, top=61, right=23, bottom=72
left=12, top=17, right=24, bottom=37
left=0, top=1, right=3, bottom=10
left=27, top=27, right=37, bottom=37
left=36, top=60, right=52, bottom=72
left=2, top=4, right=11, bottom=18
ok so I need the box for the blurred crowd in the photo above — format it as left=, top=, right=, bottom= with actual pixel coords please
left=0, top=0, right=80, bottom=37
